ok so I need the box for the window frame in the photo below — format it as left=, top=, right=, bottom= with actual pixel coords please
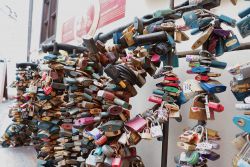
left=40, top=0, right=58, bottom=46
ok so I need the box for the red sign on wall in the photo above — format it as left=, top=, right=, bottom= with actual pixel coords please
left=61, top=0, right=126, bottom=44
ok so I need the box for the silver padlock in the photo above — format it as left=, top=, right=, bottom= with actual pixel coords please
left=85, top=150, right=98, bottom=166
left=140, top=127, right=152, bottom=140
left=150, top=121, right=163, bottom=138
left=118, top=130, right=130, bottom=145
left=102, top=145, right=115, bottom=157
left=104, top=157, right=113, bottom=166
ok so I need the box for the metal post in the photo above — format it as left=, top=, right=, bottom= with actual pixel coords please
left=170, top=0, right=175, bottom=9
left=27, top=0, right=33, bottom=62
left=161, top=1, right=174, bottom=166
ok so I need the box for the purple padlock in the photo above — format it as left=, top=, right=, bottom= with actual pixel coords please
left=87, top=128, right=102, bottom=140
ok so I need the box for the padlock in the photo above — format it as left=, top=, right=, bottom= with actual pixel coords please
left=189, top=94, right=207, bottom=121
left=86, top=150, right=104, bottom=166
left=87, top=128, right=102, bottom=140
left=232, top=134, right=247, bottom=150
left=202, top=150, right=220, bottom=161
left=140, top=127, right=152, bottom=140
left=191, top=26, right=214, bottom=50
left=237, top=9, right=250, bottom=38
left=128, top=130, right=141, bottom=145
left=112, top=157, right=122, bottom=167
left=182, top=11, right=199, bottom=29
left=104, top=64, right=126, bottom=88
left=219, top=15, right=236, bottom=27
left=118, top=131, right=129, bottom=145
left=215, top=37, right=225, bottom=56
left=104, top=157, right=114, bottom=166
left=177, top=142, right=196, bottom=151
left=224, top=31, right=240, bottom=51
left=125, top=116, right=147, bottom=132
left=148, top=95, right=163, bottom=104
left=108, top=105, right=127, bottom=121
left=233, top=115, right=250, bottom=133
left=186, top=151, right=200, bottom=165
left=102, top=145, right=115, bottom=157
left=150, top=121, right=163, bottom=138
left=200, top=80, right=226, bottom=94
left=208, top=102, right=224, bottom=112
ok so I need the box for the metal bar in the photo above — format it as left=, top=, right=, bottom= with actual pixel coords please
left=161, top=118, right=169, bottom=167
left=170, top=0, right=175, bottom=10
left=161, top=1, right=175, bottom=165
left=26, top=0, right=33, bottom=62
left=42, top=43, right=88, bottom=54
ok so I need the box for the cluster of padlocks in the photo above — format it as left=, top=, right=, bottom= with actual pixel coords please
left=229, top=62, right=250, bottom=166
left=173, top=6, right=240, bottom=167
left=0, top=1, right=250, bottom=167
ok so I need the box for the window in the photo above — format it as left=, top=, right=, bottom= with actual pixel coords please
left=40, top=0, right=57, bottom=44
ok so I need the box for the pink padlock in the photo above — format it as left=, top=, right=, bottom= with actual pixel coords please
left=74, top=117, right=95, bottom=126
left=148, top=95, right=162, bottom=104
left=41, top=72, right=47, bottom=81
left=125, top=117, right=147, bottom=132
left=112, top=157, right=122, bottom=167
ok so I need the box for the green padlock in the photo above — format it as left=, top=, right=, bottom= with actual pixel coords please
left=153, top=9, right=174, bottom=18
left=187, top=151, right=200, bottom=165
left=163, top=86, right=180, bottom=93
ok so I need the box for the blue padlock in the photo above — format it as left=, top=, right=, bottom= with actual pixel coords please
left=178, top=92, right=188, bottom=105
left=113, top=32, right=122, bottom=44
left=197, top=17, right=214, bottom=28
left=182, top=11, right=198, bottom=29
left=210, top=60, right=227, bottom=69
left=200, top=80, right=226, bottom=94
left=167, top=34, right=175, bottom=47
left=191, top=66, right=210, bottom=73
left=238, top=7, right=250, bottom=18
left=237, top=159, right=250, bottom=167
left=232, top=90, right=250, bottom=101
left=224, top=32, right=240, bottom=51
left=215, top=38, right=225, bottom=57
left=219, top=15, right=236, bottom=27
left=233, top=115, right=250, bottom=133
left=173, top=55, right=179, bottom=68
left=44, top=54, right=57, bottom=61
left=237, top=15, right=250, bottom=38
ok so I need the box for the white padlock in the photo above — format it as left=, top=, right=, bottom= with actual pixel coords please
left=150, top=121, right=163, bottom=138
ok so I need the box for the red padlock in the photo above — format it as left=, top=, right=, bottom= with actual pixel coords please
left=162, top=82, right=179, bottom=88
left=98, top=90, right=115, bottom=101
left=43, top=86, right=53, bottom=95
left=95, top=135, right=108, bottom=146
left=112, top=157, right=122, bottom=167
left=195, top=74, right=210, bottom=82
left=148, top=95, right=162, bottom=104
left=129, top=147, right=137, bottom=157
left=208, top=102, right=224, bottom=112
left=164, top=76, right=179, bottom=81
left=61, top=123, right=73, bottom=130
